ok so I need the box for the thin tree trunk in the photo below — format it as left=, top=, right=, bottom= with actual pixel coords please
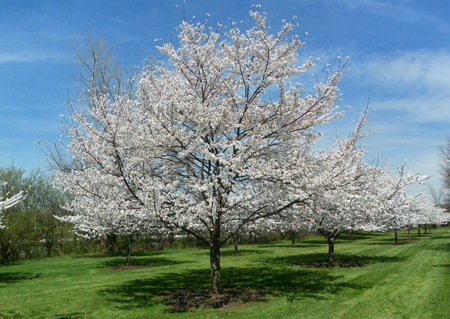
left=291, top=230, right=296, bottom=247
left=394, top=230, right=398, bottom=245
left=327, top=237, right=335, bottom=263
left=210, top=220, right=221, bottom=294
left=424, top=225, right=428, bottom=234
left=107, top=233, right=117, bottom=256
left=126, top=236, right=133, bottom=266
left=233, top=232, right=239, bottom=255
left=210, top=239, right=221, bottom=294
left=408, top=227, right=411, bottom=240
left=418, top=226, right=421, bottom=237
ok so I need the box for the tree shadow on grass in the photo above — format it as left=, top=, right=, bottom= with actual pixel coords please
left=196, top=249, right=281, bottom=257
left=338, top=234, right=380, bottom=241
left=257, top=243, right=323, bottom=249
left=222, top=266, right=368, bottom=301
left=99, top=256, right=188, bottom=269
left=52, top=312, right=88, bottom=319
left=99, top=264, right=371, bottom=311
left=220, top=249, right=265, bottom=257
left=0, top=272, right=43, bottom=286
left=195, top=249, right=272, bottom=257
left=128, top=250, right=172, bottom=257
left=422, top=243, right=450, bottom=252
left=260, top=253, right=405, bottom=268
left=258, top=239, right=325, bottom=249
left=433, top=264, right=450, bottom=269
left=429, top=236, right=450, bottom=240
left=364, top=237, right=420, bottom=245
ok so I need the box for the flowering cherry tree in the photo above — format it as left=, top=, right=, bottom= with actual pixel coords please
left=0, top=181, right=25, bottom=228
left=55, top=8, right=366, bottom=294
left=384, top=191, right=449, bottom=243
left=56, top=207, right=161, bottom=265
left=277, top=112, right=388, bottom=262
left=374, top=165, right=430, bottom=239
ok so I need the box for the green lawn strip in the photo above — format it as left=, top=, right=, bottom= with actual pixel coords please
left=0, top=228, right=449, bottom=318
left=265, top=228, right=450, bottom=319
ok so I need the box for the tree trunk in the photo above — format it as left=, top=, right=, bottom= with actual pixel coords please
left=407, top=227, right=411, bottom=240
left=327, top=237, right=335, bottom=263
left=106, top=233, right=117, bottom=256
left=210, top=239, right=221, bottom=294
left=210, top=218, right=222, bottom=294
left=291, top=230, right=296, bottom=247
left=394, top=230, right=398, bottom=245
left=418, top=226, right=421, bottom=237
left=424, top=225, right=428, bottom=234
left=126, top=236, right=133, bottom=266
left=233, top=232, right=239, bottom=255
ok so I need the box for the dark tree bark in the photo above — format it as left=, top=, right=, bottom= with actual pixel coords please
left=126, top=235, right=134, bottom=266
left=327, top=236, right=335, bottom=263
left=233, top=232, right=239, bottom=255
left=394, top=230, right=398, bottom=245
left=418, top=226, right=421, bottom=237
left=407, top=227, right=411, bottom=240
left=291, top=230, right=296, bottom=247
left=106, top=233, right=117, bottom=256
left=210, top=239, right=221, bottom=294
left=319, top=230, right=340, bottom=263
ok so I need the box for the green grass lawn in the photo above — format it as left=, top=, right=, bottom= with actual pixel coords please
left=1, top=228, right=449, bottom=318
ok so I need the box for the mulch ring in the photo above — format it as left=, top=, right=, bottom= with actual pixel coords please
left=107, top=265, right=155, bottom=271
left=163, top=287, right=269, bottom=310
left=298, top=260, right=368, bottom=268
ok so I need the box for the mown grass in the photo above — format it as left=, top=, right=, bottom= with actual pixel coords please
left=0, top=228, right=449, bottom=318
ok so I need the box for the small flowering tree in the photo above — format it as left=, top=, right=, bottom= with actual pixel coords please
left=56, top=208, right=162, bottom=265
left=384, top=191, right=423, bottom=244
left=364, top=164, right=449, bottom=244
left=55, top=7, right=367, bottom=294
left=386, top=192, right=449, bottom=242
left=274, top=111, right=383, bottom=262
left=0, top=182, right=25, bottom=229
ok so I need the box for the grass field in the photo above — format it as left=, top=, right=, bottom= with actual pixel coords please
left=0, top=228, right=449, bottom=318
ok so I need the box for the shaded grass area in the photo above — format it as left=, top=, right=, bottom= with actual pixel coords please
left=101, top=266, right=351, bottom=306
left=0, top=228, right=449, bottom=318
left=0, top=272, right=44, bottom=286
left=99, top=256, right=186, bottom=268
left=262, top=252, right=404, bottom=266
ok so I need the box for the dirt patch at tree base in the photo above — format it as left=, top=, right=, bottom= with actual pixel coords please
left=163, top=287, right=269, bottom=310
left=298, top=260, right=368, bottom=268
left=107, top=265, right=155, bottom=271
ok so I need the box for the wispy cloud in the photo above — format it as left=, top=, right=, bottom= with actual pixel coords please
left=359, top=51, right=450, bottom=91
left=0, top=51, right=71, bottom=64
left=335, top=0, right=450, bottom=34
left=349, top=50, right=450, bottom=123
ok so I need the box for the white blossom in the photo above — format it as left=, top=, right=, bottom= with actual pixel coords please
left=54, top=8, right=373, bottom=292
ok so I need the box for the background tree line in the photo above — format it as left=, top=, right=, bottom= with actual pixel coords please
left=0, top=165, right=293, bottom=264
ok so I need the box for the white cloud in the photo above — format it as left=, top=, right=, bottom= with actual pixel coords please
left=358, top=51, right=450, bottom=91
left=0, top=51, right=70, bottom=64
left=348, top=50, right=450, bottom=123
left=333, top=0, right=450, bottom=34
left=370, top=95, right=450, bottom=123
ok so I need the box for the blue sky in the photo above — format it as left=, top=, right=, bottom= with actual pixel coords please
left=0, top=0, right=449, bottom=196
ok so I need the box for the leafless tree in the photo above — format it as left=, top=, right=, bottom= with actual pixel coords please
left=47, top=34, right=152, bottom=172
left=439, top=136, right=450, bottom=208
